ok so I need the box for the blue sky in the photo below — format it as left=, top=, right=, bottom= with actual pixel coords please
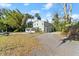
left=0, top=3, right=79, bottom=22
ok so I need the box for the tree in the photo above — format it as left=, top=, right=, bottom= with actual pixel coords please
left=21, top=14, right=34, bottom=26
left=1, top=8, right=34, bottom=32
left=0, top=9, right=2, bottom=17
left=0, top=19, right=6, bottom=32
left=63, top=3, right=72, bottom=23
left=21, top=14, right=34, bottom=30
left=52, top=13, right=60, bottom=31
left=56, top=4, right=73, bottom=32
left=35, top=13, right=41, bottom=20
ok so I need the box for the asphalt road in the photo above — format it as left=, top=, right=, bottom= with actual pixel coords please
left=32, top=32, right=79, bottom=56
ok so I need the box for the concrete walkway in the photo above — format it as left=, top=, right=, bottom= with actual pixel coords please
left=32, top=32, right=79, bottom=56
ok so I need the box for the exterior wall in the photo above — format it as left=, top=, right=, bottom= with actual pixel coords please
left=33, top=20, right=44, bottom=32
left=44, top=22, right=53, bottom=32
left=33, top=20, right=53, bottom=32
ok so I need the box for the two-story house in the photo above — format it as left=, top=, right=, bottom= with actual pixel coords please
left=25, top=18, right=53, bottom=33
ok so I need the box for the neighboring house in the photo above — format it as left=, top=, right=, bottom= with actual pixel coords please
left=33, top=20, right=53, bottom=32
left=25, top=18, right=53, bottom=33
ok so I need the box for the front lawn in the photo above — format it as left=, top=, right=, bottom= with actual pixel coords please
left=0, top=33, right=41, bottom=56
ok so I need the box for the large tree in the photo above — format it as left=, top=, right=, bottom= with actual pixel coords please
left=0, top=8, right=34, bottom=32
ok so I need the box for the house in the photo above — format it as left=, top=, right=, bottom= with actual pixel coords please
left=33, top=20, right=53, bottom=32
left=25, top=18, right=53, bottom=33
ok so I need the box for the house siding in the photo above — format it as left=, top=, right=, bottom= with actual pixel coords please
left=33, top=20, right=44, bottom=32
left=44, top=22, right=53, bottom=32
left=33, top=20, right=53, bottom=32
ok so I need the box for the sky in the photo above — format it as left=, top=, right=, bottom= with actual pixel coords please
left=0, top=3, right=79, bottom=22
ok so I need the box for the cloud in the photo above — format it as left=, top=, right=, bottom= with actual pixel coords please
left=0, top=3, right=12, bottom=7
left=24, top=3, right=30, bottom=6
left=46, top=12, right=52, bottom=18
left=45, top=12, right=52, bottom=20
left=71, top=14, right=79, bottom=19
left=45, top=12, right=52, bottom=23
left=30, top=10, right=40, bottom=14
left=42, top=3, right=53, bottom=10
left=71, top=14, right=79, bottom=21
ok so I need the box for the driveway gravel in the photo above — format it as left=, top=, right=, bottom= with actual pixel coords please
left=32, top=32, right=79, bottom=56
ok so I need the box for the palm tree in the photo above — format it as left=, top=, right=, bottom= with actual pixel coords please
left=1, top=8, right=34, bottom=32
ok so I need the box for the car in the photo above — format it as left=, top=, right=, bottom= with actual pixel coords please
left=25, top=28, right=35, bottom=33
left=0, top=32, right=9, bottom=36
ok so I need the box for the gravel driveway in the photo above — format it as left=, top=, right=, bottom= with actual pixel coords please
left=32, top=32, right=79, bottom=56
